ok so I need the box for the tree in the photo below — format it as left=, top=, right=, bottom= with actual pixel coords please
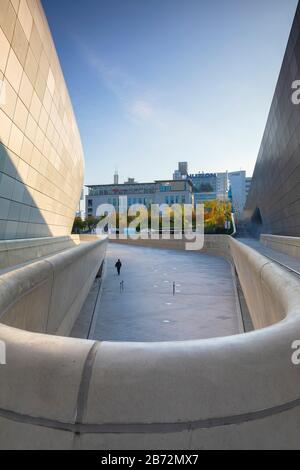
left=72, top=217, right=86, bottom=234
left=86, top=216, right=100, bottom=233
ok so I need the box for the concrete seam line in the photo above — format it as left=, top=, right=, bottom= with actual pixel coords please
left=75, top=341, right=101, bottom=426
left=259, top=261, right=272, bottom=284
left=0, top=397, right=300, bottom=435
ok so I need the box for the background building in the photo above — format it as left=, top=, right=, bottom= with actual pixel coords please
left=229, top=171, right=246, bottom=217
left=173, top=161, right=188, bottom=180
left=228, top=171, right=252, bottom=218
left=244, top=3, right=300, bottom=235
left=0, top=0, right=84, bottom=239
left=245, top=177, right=252, bottom=200
left=114, top=170, right=119, bottom=185
left=188, top=172, right=229, bottom=203
left=216, top=172, right=229, bottom=201
left=86, top=178, right=193, bottom=216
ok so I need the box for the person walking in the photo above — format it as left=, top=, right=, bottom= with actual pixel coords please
left=115, top=259, right=122, bottom=276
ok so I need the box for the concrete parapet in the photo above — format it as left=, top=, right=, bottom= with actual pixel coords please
left=0, top=236, right=108, bottom=335
left=261, top=234, right=300, bottom=261
left=0, top=236, right=299, bottom=449
left=110, top=234, right=231, bottom=260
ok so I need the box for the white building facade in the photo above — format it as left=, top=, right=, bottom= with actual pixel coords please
left=229, top=171, right=252, bottom=218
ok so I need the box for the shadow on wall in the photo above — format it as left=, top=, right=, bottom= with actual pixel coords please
left=250, top=207, right=264, bottom=238
left=251, top=207, right=263, bottom=226
left=0, top=140, right=52, bottom=240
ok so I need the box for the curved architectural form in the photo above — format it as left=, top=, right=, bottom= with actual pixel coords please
left=1, top=0, right=300, bottom=451
left=245, top=3, right=300, bottom=236
left=0, top=0, right=84, bottom=239
left=0, top=235, right=299, bottom=449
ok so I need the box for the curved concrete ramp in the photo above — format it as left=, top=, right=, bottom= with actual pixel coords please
left=0, top=236, right=299, bottom=449
left=88, top=244, right=242, bottom=342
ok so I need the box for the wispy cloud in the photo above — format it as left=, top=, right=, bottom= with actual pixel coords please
left=73, top=37, right=204, bottom=149
left=129, top=100, right=154, bottom=121
left=81, top=45, right=160, bottom=125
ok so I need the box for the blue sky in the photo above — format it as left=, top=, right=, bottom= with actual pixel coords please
left=42, top=0, right=298, bottom=185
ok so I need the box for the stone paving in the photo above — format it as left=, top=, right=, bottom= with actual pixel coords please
left=86, top=243, right=241, bottom=342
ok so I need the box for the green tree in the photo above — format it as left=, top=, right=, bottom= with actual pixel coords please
left=72, top=217, right=86, bottom=234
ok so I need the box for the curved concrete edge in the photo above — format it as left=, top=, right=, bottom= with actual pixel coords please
left=0, top=236, right=300, bottom=449
left=0, top=323, right=96, bottom=423
left=0, top=236, right=108, bottom=335
left=261, top=234, right=300, bottom=260
left=0, top=236, right=83, bottom=271
left=110, top=234, right=232, bottom=260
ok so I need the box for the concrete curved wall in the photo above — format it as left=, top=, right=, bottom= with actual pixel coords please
left=0, top=0, right=84, bottom=239
left=261, top=233, right=300, bottom=261
left=0, top=236, right=300, bottom=449
left=0, top=235, right=107, bottom=335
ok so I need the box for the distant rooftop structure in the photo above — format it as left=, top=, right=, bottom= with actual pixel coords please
left=173, top=162, right=188, bottom=180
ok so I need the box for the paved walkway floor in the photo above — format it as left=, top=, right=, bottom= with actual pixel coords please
left=86, top=244, right=241, bottom=342
left=239, top=238, right=300, bottom=273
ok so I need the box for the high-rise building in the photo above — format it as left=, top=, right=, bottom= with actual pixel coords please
left=245, top=177, right=252, bottom=200
left=173, top=162, right=188, bottom=180
left=229, top=171, right=247, bottom=217
left=185, top=172, right=229, bottom=203
left=178, top=162, right=188, bottom=176
left=216, top=172, right=229, bottom=201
